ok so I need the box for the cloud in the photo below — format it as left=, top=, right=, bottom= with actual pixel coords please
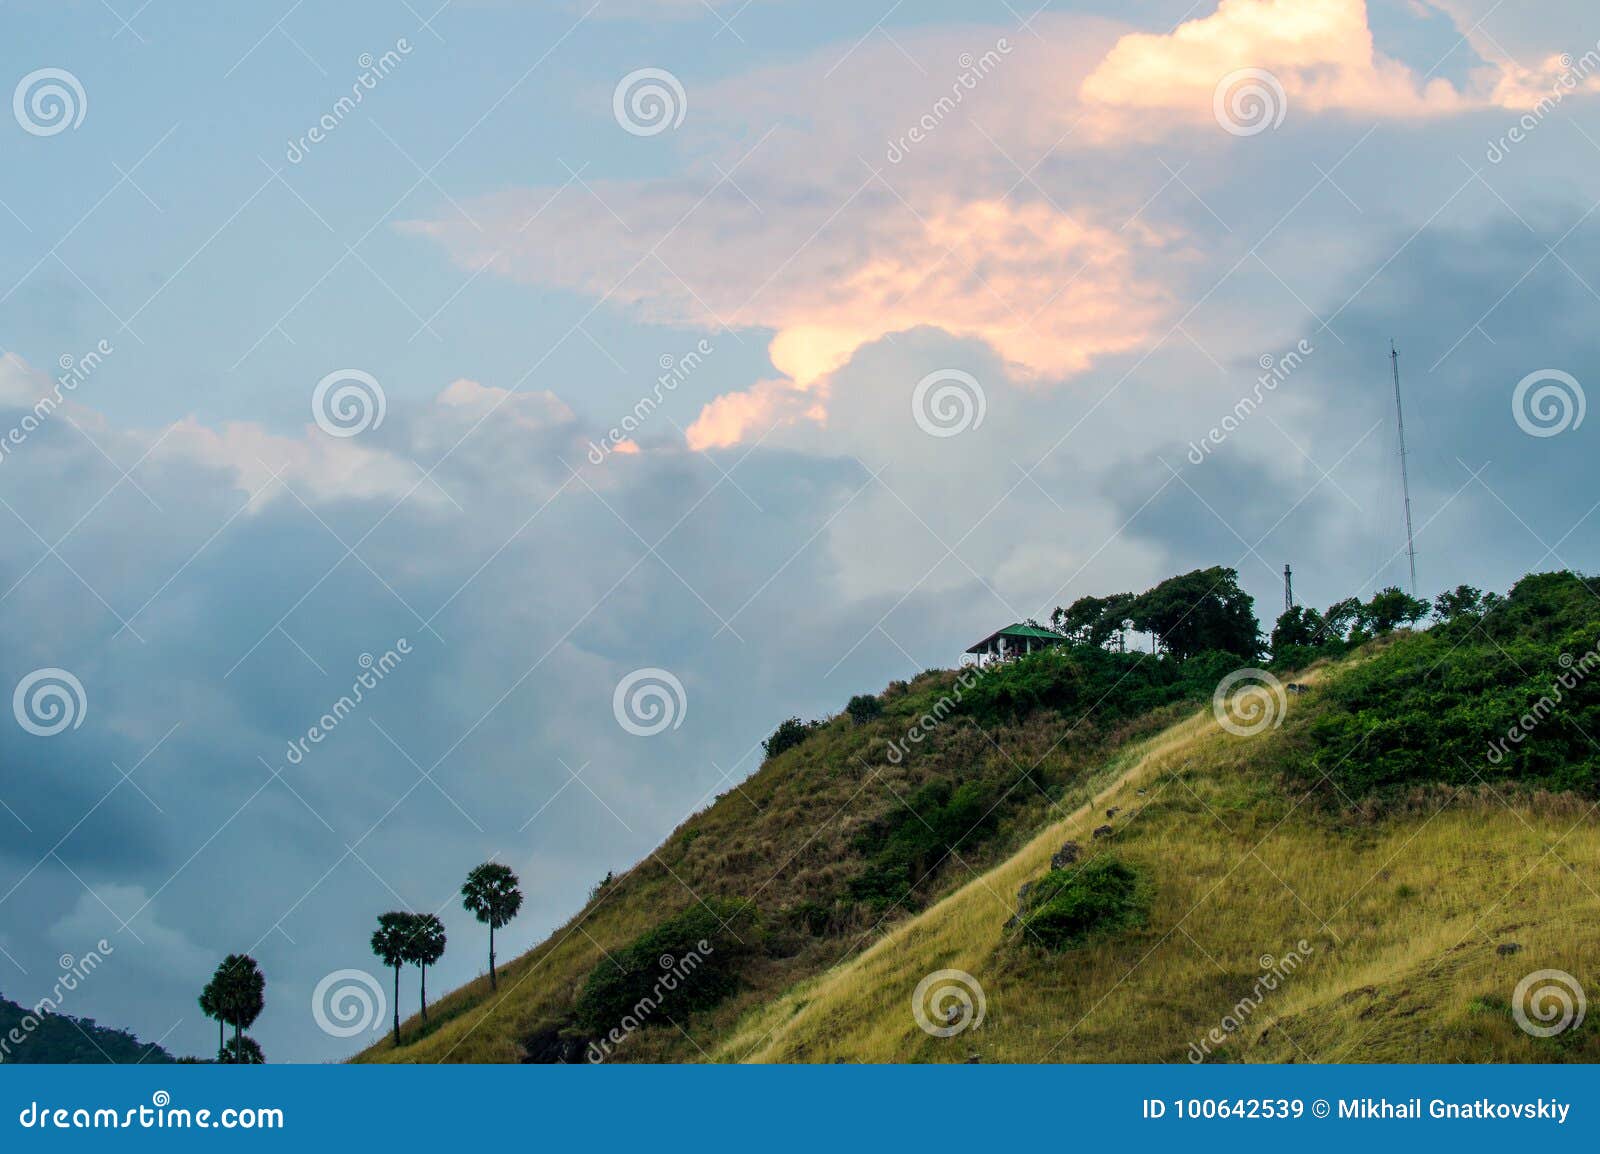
left=1079, top=0, right=1473, bottom=132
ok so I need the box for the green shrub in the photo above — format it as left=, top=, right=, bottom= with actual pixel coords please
left=848, top=779, right=998, bottom=909
left=762, top=716, right=822, bottom=761
left=1015, top=856, right=1150, bottom=952
left=574, top=899, right=761, bottom=1034
left=846, top=694, right=883, bottom=723
left=1297, top=570, right=1600, bottom=800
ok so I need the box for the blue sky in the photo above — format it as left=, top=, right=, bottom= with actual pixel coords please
left=1, top=0, right=1598, bottom=1061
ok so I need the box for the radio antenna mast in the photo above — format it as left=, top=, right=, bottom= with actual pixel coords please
left=1390, top=340, right=1418, bottom=595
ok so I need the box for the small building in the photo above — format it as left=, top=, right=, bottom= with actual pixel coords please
left=964, top=623, right=1067, bottom=665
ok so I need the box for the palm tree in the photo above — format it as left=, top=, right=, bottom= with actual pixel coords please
left=198, top=971, right=224, bottom=1056
left=406, top=913, right=447, bottom=1023
left=461, top=862, right=522, bottom=990
left=217, top=1034, right=265, bottom=1063
left=212, top=954, right=265, bottom=1064
left=370, top=912, right=415, bottom=1046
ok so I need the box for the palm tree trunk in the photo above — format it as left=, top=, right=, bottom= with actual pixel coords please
left=234, top=1021, right=241, bottom=1063
left=391, top=965, right=400, bottom=1046
left=420, top=965, right=428, bottom=1022
left=489, top=923, right=497, bottom=990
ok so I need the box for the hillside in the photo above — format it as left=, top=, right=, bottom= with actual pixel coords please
left=0, top=994, right=177, bottom=1064
left=360, top=570, right=1600, bottom=1064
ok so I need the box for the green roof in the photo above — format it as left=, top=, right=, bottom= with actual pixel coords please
left=965, top=623, right=1066, bottom=652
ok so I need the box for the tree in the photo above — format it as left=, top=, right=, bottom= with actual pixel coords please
left=1319, top=597, right=1362, bottom=643
left=1433, top=584, right=1485, bottom=624
left=1126, top=567, right=1260, bottom=661
left=1360, top=587, right=1431, bottom=635
left=461, top=863, right=523, bottom=992
left=217, top=1035, right=264, bottom=1064
left=198, top=971, right=224, bottom=1057
left=1269, top=604, right=1325, bottom=652
left=371, top=912, right=415, bottom=1046
left=406, top=913, right=447, bottom=1023
left=211, top=954, right=264, bottom=1065
left=1052, top=593, right=1133, bottom=649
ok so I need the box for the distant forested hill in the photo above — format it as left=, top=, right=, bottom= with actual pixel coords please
left=0, top=994, right=177, bottom=1064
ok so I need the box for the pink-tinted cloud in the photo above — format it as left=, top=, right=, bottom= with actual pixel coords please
left=1079, top=0, right=1472, bottom=132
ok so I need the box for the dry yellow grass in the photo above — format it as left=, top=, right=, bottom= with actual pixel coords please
left=724, top=671, right=1600, bottom=1064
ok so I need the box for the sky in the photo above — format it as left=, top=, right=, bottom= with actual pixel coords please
left=0, top=0, right=1597, bottom=1062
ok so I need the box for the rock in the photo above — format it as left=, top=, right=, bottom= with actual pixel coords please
left=964, top=1054, right=981, bottom=1064
left=1106, top=806, right=1120, bottom=819
left=1287, top=683, right=1306, bottom=694
left=1050, top=842, right=1080, bottom=870
left=1496, top=942, right=1522, bottom=957
left=1136, top=788, right=1146, bottom=795
left=1092, top=824, right=1114, bottom=839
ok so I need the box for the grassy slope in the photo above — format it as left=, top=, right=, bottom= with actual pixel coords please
left=358, top=666, right=1200, bottom=1063
left=728, top=659, right=1600, bottom=1063
left=364, top=610, right=1600, bottom=1064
